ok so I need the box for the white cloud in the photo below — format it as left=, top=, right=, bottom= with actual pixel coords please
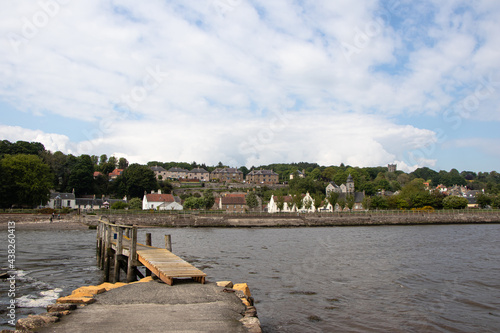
left=0, top=0, right=499, bottom=170
left=0, top=125, right=73, bottom=153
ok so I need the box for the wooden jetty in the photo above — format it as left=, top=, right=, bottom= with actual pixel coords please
left=96, top=218, right=206, bottom=285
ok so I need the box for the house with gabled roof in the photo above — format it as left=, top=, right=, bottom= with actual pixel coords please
left=211, top=167, right=243, bottom=182
left=166, top=167, right=189, bottom=180
left=150, top=166, right=168, bottom=180
left=142, top=190, right=183, bottom=210
left=48, top=191, right=76, bottom=209
left=187, top=168, right=210, bottom=181
left=219, top=193, right=247, bottom=212
left=109, top=168, right=124, bottom=180
left=268, top=192, right=316, bottom=213
left=246, top=169, right=279, bottom=184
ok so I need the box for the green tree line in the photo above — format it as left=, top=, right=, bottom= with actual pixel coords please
left=1, top=140, right=500, bottom=209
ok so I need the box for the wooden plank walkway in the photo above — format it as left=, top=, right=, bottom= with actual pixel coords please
left=97, top=221, right=207, bottom=285
left=136, top=246, right=206, bottom=285
left=109, top=237, right=206, bottom=286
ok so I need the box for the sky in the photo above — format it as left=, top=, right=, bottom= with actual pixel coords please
left=1, top=0, right=499, bottom=173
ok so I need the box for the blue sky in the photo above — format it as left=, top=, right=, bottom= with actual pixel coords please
left=1, top=0, right=499, bottom=172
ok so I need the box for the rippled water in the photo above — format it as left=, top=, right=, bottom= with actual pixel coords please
left=2, top=224, right=500, bottom=332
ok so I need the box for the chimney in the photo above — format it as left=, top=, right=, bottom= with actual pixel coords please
left=158, top=189, right=162, bottom=194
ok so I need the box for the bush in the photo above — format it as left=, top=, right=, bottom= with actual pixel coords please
left=417, top=206, right=435, bottom=212
left=111, top=201, right=128, bottom=209
left=443, top=196, right=468, bottom=209
left=128, top=198, right=142, bottom=210
left=60, top=207, right=72, bottom=214
left=38, top=207, right=55, bottom=214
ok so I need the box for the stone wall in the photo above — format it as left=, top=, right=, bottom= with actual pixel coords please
left=2, top=212, right=500, bottom=228
left=93, top=212, right=500, bottom=228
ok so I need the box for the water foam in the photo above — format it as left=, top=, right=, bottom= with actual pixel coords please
left=16, top=288, right=64, bottom=308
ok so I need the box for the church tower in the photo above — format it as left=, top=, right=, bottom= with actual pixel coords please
left=346, top=174, right=355, bottom=194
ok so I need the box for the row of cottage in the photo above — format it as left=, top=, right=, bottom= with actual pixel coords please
left=48, top=175, right=364, bottom=213
left=151, top=166, right=280, bottom=184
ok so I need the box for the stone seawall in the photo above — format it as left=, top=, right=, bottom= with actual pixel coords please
left=90, top=212, right=500, bottom=227
left=2, top=212, right=500, bottom=228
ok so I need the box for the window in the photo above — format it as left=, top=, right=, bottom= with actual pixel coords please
left=67, top=200, right=71, bottom=206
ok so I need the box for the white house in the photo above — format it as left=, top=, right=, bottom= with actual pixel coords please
left=142, top=190, right=183, bottom=210
left=268, top=192, right=316, bottom=213
left=48, top=191, right=77, bottom=209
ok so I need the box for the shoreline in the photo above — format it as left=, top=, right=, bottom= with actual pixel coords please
left=1, top=211, right=500, bottom=230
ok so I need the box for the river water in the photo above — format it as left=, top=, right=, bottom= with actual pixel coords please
left=1, top=224, right=499, bottom=332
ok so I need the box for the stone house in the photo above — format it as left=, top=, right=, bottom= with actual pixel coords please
left=165, top=167, right=189, bottom=180
left=186, top=168, right=210, bottom=181
left=323, top=175, right=365, bottom=211
left=219, top=193, right=247, bottom=212
left=211, top=167, right=244, bottom=182
left=323, top=192, right=365, bottom=212
left=150, top=166, right=168, bottom=180
left=246, top=169, right=279, bottom=184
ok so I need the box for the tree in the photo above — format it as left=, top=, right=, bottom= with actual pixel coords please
left=108, top=156, right=118, bottom=168
left=183, top=197, right=205, bottom=210
left=120, top=164, right=157, bottom=198
left=128, top=197, right=142, bottom=210
left=275, top=195, right=285, bottom=211
left=111, top=201, right=128, bottom=209
left=292, top=194, right=303, bottom=211
left=476, top=193, right=492, bottom=209
left=443, top=196, right=468, bottom=209
left=0, top=154, right=53, bottom=208
left=326, top=192, right=339, bottom=210
left=0, top=140, right=45, bottom=157
left=118, top=157, right=129, bottom=170
left=158, top=180, right=173, bottom=194
left=246, top=191, right=259, bottom=209
left=346, top=194, right=355, bottom=211
left=337, top=198, right=346, bottom=211
left=370, top=195, right=388, bottom=210
left=203, top=190, right=215, bottom=209
left=313, top=193, right=324, bottom=210
left=99, top=154, right=108, bottom=165
left=67, top=155, right=94, bottom=196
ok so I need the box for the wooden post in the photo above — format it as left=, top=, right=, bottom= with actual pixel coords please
left=113, top=227, right=123, bottom=283
left=145, top=233, right=152, bottom=277
left=104, top=224, right=112, bottom=281
left=164, top=234, right=172, bottom=252
left=127, top=226, right=137, bottom=282
left=100, top=223, right=107, bottom=269
left=96, top=223, right=102, bottom=266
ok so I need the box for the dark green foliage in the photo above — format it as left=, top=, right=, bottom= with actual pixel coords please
left=183, top=197, right=206, bottom=210
left=0, top=140, right=45, bottom=157
left=128, top=197, right=142, bottom=210
left=111, top=201, right=128, bottom=209
left=246, top=191, right=259, bottom=209
left=443, top=196, right=468, bottom=209
left=476, top=193, right=492, bottom=208
left=67, top=155, right=94, bottom=196
left=203, top=190, right=215, bottom=209
left=0, top=154, right=53, bottom=208
left=117, top=164, right=157, bottom=198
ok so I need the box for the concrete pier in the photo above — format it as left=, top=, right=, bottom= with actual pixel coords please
left=35, top=280, right=258, bottom=333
